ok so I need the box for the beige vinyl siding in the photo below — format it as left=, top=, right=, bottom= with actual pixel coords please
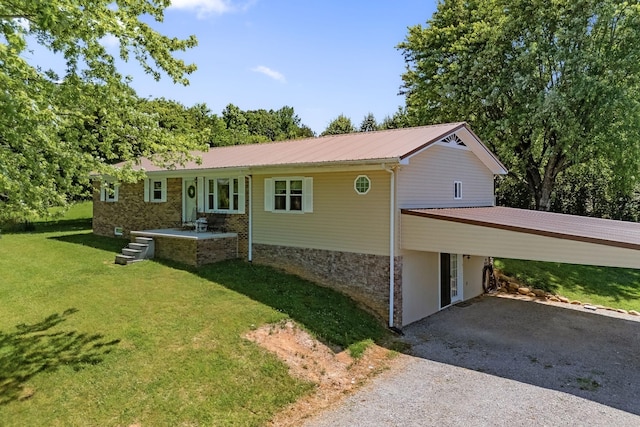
left=401, top=251, right=486, bottom=325
left=253, top=170, right=390, bottom=255
left=397, top=144, right=495, bottom=208
left=401, top=250, right=440, bottom=325
left=402, top=215, right=640, bottom=269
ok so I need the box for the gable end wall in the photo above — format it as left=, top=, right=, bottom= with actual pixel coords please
left=397, top=144, right=495, bottom=209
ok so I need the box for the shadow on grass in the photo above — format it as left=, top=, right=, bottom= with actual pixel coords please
left=496, top=258, right=640, bottom=304
left=0, top=309, right=120, bottom=405
left=1, top=219, right=93, bottom=235
left=50, top=233, right=126, bottom=254
left=159, top=259, right=391, bottom=351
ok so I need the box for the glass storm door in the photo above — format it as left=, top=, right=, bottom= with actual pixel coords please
left=440, top=253, right=463, bottom=308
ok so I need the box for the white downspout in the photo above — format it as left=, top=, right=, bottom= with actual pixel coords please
left=384, top=165, right=396, bottom=328
left=248, top=175, right=253, bottom=262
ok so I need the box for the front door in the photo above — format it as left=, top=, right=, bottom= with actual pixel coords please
left=183, top=178, right=198, bottom=223
left=440, top=253, right=463, bottom=308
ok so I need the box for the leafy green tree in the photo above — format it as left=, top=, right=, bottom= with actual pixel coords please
left=380, top=107, right=411, bottom=130
left=321, top=115, right=356, bottom=136
left=0, top=0, right=200, bottom=221
left=359, top=113, right=379, bottom=132
left=398, top=0, right=640, bottom=211
left=217, top=104, right=313, bottom=145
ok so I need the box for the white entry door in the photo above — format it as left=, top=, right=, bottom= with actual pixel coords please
left=183, top=178, right=198, bottom=223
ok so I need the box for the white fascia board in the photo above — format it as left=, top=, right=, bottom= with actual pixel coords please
left=136, top=159, right=401, bottom=178
left=455, top=127, right=508, bottom=175
left=400, top=126, right=508, bottom=175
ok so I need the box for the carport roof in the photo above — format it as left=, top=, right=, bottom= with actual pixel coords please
left=402, top=207, right=640, bottom=251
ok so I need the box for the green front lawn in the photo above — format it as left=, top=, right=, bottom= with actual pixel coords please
left=0, top=203, right=388, bottom=426
left=495, top=258, right=640, bottom=311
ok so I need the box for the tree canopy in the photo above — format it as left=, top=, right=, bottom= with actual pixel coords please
left=398, top=0, right=640, bottom=212
left=320, top=114, right=356, bottom=136
left=218, top=104, right=313, bottom=145
left=0, top=0, right=200, bottom=221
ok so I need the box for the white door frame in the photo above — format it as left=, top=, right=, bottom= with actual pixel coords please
left=439, top=252, right=464, bottom=308
left=182, top=178, right=198, bottom=223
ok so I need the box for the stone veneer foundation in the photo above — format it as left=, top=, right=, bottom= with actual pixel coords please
left=253, top=244, right=403, bottom=325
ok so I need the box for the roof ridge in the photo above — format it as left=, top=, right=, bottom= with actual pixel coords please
left=208, top=122, right=469, bottom=150
left=315, top=121, right=467, bottom=141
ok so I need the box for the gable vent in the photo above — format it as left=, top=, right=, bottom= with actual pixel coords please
left=441, top=134, right=466, bottom=146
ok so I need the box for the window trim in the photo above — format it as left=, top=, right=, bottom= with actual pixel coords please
left=454, top=181, right=462, bottom=200
left=100, top=180, right=119, bottom=202
left=264, top=177, right=313, bottom=213
left=144, top=178, right=167, bottom=203
left=354, top=175, right=371, bottom=195
left=203, top=176, right=246, bottom=214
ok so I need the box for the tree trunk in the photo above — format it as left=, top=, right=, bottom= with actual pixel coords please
left=533, top=147, right=566, bottom=211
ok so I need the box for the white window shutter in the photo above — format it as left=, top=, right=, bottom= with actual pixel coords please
left=197, top=177, right=204, bottom=212
left=303, top=177, right=313, bottom=213
left=113, top=183, right=119, bottom=202
left=100, top=182, right=106, bottom=201
left=237, top=176, right=246, bottom=214
left=143, top=179, right=150, bottom=202
left=264, top=178, right=274, bottom=211
left=160, top=178, right=167, bottom=202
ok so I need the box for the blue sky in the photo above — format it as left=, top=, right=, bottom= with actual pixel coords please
left=39, top=1, right=439, bottom=135
left=147, top=1, right=439, bottom=134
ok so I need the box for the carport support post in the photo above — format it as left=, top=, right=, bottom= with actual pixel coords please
left=385, top=164, right=396, bottom=328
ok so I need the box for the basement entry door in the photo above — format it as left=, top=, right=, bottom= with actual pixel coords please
left=440, top=253, right=463, bottom=308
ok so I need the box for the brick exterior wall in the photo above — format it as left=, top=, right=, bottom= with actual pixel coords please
left=93, top=179, right=182, bottom=237
left=149, top=234, right=238, bottom=267
left=94, top=177, right=250, bottom=260
left=196, top=236, right=238, bottom=266
left=253, top=244, right=403, bottom=326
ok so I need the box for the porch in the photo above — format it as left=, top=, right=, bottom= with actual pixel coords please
left=130, top=229, right=239, bottom=267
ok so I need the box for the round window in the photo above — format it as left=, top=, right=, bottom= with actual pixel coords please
left=354, top=175, right=371, bottom=195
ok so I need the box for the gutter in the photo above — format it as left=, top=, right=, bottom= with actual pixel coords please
left=248, top=175, right=253, bottom=262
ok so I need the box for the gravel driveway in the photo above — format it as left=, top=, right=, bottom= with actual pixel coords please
left=305, top=295, right=640, bottom=426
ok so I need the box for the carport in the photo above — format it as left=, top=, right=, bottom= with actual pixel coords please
left=399, top=206, right=640, bottom=325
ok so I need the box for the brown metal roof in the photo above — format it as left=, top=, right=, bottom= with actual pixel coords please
left=133, top=123, right=473, bottom=172
left=402, top=207, right=640, bottom=251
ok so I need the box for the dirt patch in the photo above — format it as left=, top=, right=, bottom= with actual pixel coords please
left=245, top=320, right=398, bottom=426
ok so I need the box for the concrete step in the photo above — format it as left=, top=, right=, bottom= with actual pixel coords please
left=128, top=242, right=148, bottom=251
left=133, top=236, right=155, bottom=259
left=122, top=248, right=143, bottom=259
left=115, top=254, right=136, bottom=265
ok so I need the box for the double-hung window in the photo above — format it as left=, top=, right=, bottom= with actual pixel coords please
left=265, top=177, right=313, bottom=213
left=203, top=177, right=245, bottom=213
left=100, top=181, right=119, bottom=202
left=144, top=178, right=167, bottom=202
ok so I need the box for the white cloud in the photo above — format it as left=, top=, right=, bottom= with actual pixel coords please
left=170, top=0, right=243, bottom=18
left=251, top=65, right=286, bottom=83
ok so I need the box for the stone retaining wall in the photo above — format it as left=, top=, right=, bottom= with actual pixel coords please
left=253, top=244, right=402, bottom=325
